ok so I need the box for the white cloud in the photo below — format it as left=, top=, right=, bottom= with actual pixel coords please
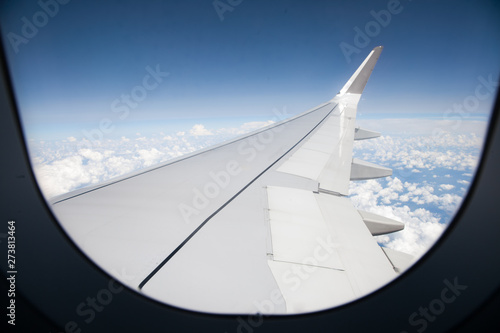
left=29, top=122, right=481, bottom=263
left=34, top=155, right=92, bottom=198
left=190, top=124, right=213, bottom=136
left=104, top=155, right=138, bottom=177
left=79, top=149, right=103, bottom=162
left=350, top=179, right=447, bottom=257
left=216, top=120, right=276, bottom=135
left=67, top=136, right=77, bottom=142
left=348, top=130, right=483, bottom=258
left=355, top=118, right=488, bottom=137
left=399, top=194, right=409, bottom=202
left=374, top=206, right=446, bottom=257
left=29, top=126, right=232, bottom=198
left=137, top=148, right=164, bottom=167
left=387, top=177, right=404, bottom=192
left=240, top=120, right=275, bottom=131
left=354, top=133, right=482, bottom=173
left=436, top=193, right=463, bottom=213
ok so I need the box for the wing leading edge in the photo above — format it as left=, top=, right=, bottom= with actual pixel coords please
left=49, top=46, right=412, bottom=314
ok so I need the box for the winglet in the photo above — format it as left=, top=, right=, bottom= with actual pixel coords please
left=339, top=46, right=383, bottom=95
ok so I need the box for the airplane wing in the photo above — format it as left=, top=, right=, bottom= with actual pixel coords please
left=49, top=46, right=411, bottom=315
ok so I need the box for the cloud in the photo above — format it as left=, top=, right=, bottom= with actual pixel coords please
left=216, top=120, right=276, bottom=135
left=29, top=122, right=481, bottom=263
left=34, top=155, right=92, bottom=197
left=28, top=126, right=230, bottom=198
left=79, top=148, right=103, bottom=162
left=190, top=124, right=213, bottom=136
left=240, top=120, right=275, bottom=131
left=349, top=131, right=483, bottom=258
left=137, top=148, right=164, bottom=167
left=373, top=206, right=446, bottom=258
left=104, top=155, right=138, bottom=177
left=354, top=133, right=482, bottom=174
left=350, top=179, right=447, bottom=257
left=355, top=118, right=488, bottom=137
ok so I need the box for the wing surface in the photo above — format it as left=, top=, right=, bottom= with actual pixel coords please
left=49, top=46, right=408, bottom=314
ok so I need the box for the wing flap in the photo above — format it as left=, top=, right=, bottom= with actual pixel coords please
left=264, top=186, right=396, bottom=313
left=351, top=158, right=393, bottom=180
left=267, top=186, right=345, bottom=270
left=358, top=210, right=405, bottom=235
left=355, top=127, right=381, bottom=140
left=267, top=260, right=355, bottom=314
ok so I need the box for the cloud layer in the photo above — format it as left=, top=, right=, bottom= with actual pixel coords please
left=29, top=121, right=274, bottom=198
left=349, top=131, right=484, bottom=258
left=28, top=121, right=485, bottom=261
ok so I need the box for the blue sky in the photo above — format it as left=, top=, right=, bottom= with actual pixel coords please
left=1, top=0, right=499, bottom=140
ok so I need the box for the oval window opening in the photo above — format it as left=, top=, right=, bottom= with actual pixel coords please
left=1, top=0, right=499, bottom=315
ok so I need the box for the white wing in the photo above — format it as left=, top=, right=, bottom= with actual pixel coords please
left=49, top=46, right=411, bottom=314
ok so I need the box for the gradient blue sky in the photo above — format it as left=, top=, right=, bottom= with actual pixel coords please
left=1, top=0, right=499, bottom=140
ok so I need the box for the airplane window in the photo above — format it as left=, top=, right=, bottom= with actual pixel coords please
left=1, top=0, right=499, bottom=316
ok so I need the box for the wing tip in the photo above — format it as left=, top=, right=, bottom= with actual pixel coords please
left=339, top=45, right=383, bottom=96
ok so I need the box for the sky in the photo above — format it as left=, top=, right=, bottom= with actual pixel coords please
left=0, top=0, right=499, bottom=259
left=0, top=0, right=499, bottom=140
